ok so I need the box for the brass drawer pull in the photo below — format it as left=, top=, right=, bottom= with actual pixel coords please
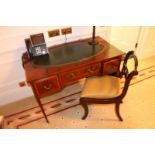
left=66, top=73, right=76, bottom=78
left=88, top=66, right=98, bottom=72
left=70, top=73, right=76, bottom=77
left=43, top=83, right=52, bottom=90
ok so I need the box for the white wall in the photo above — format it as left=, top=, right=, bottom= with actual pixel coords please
left=108, top=26, right=141, bottom=53
left=108, top=26, right=155, bottom=59
left=136, top=26, right=155, bottom=59
left=0, top=26, right=108, bottom=105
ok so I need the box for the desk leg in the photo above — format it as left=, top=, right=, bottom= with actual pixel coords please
left=35, top=97, right=49, bottom=123
left=31, top=83, right=49, bottom=123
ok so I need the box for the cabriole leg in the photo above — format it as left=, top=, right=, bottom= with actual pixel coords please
left=81, top=103, right=89, bottom=120
left=115, top=103, right=123, bottom=121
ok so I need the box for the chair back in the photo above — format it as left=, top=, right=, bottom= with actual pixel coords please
left=120, top=51, right=138, bottom=98
left=121, top=51, right=138, bottom=78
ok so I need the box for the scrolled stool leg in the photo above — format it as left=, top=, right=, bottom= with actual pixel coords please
left=115, top=103, right=123, bottom=121
left=81, top=103, right=89, bottom=120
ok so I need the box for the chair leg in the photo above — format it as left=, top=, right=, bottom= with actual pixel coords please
left=115, top=103, right=123, bottom=121
left=81, top=103, right=89, bottom=120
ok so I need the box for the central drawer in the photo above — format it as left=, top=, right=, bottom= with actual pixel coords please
left=59, top=63, right=101, bottom=86
left=34, top=75, right=61, bottom=97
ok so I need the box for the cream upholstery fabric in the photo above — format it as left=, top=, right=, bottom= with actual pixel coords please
left=0, top=115, right=4, bottom=129
left=81, top=75, right=121, bottom=99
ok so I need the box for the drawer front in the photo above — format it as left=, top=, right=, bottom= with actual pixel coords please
left=103, top=59, right=121, bottom=75
left=79, top=63, right=101, bottom=77
left=60, top=63, right=101, bottom=85
left=34, top=75, right=61, bottom=97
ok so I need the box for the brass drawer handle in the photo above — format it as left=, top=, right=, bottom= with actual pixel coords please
left=43, top=83, right=52, bottom=90
left=88, top=66, right=98, bottom=72
left=70, top=73, right=76, bottom=77
left=111, top=65, right=117, bottom=70
left=66, top=73, right=76, bottom=78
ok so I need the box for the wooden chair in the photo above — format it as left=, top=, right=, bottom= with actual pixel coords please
left=0, top=115, right=4, bottom=129
left=80, top=51, right=138, bottom=121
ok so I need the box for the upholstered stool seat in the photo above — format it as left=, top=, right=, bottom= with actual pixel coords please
left=81, top=75, right=121, bottom=99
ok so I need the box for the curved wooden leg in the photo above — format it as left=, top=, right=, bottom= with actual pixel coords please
left=115, top=103, right=123, bottom=121
left=81, top=103, right=89, bottom=120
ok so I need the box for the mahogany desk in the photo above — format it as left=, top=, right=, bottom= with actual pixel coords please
left=22, top=37, right=124, bottom=122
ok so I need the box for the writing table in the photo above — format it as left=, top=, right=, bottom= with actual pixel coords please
left=22, top=36, right=124, bottom=122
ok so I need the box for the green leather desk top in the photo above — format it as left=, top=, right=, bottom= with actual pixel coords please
left=33, top=39, right=105, bottom=67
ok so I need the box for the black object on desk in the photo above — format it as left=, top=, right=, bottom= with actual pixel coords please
left=25, top=33, right=48, bottom=59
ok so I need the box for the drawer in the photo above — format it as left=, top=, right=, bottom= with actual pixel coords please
left=79, top=63, right=101, bottom=77
left=60, top=63, right=101, bottom=86
left=103, top=59, right=121, bottom=75
left=34, top=75, right=61, bottom=97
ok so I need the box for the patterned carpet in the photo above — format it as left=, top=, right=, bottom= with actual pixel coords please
left=4, top=65, right=155, bottom=129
